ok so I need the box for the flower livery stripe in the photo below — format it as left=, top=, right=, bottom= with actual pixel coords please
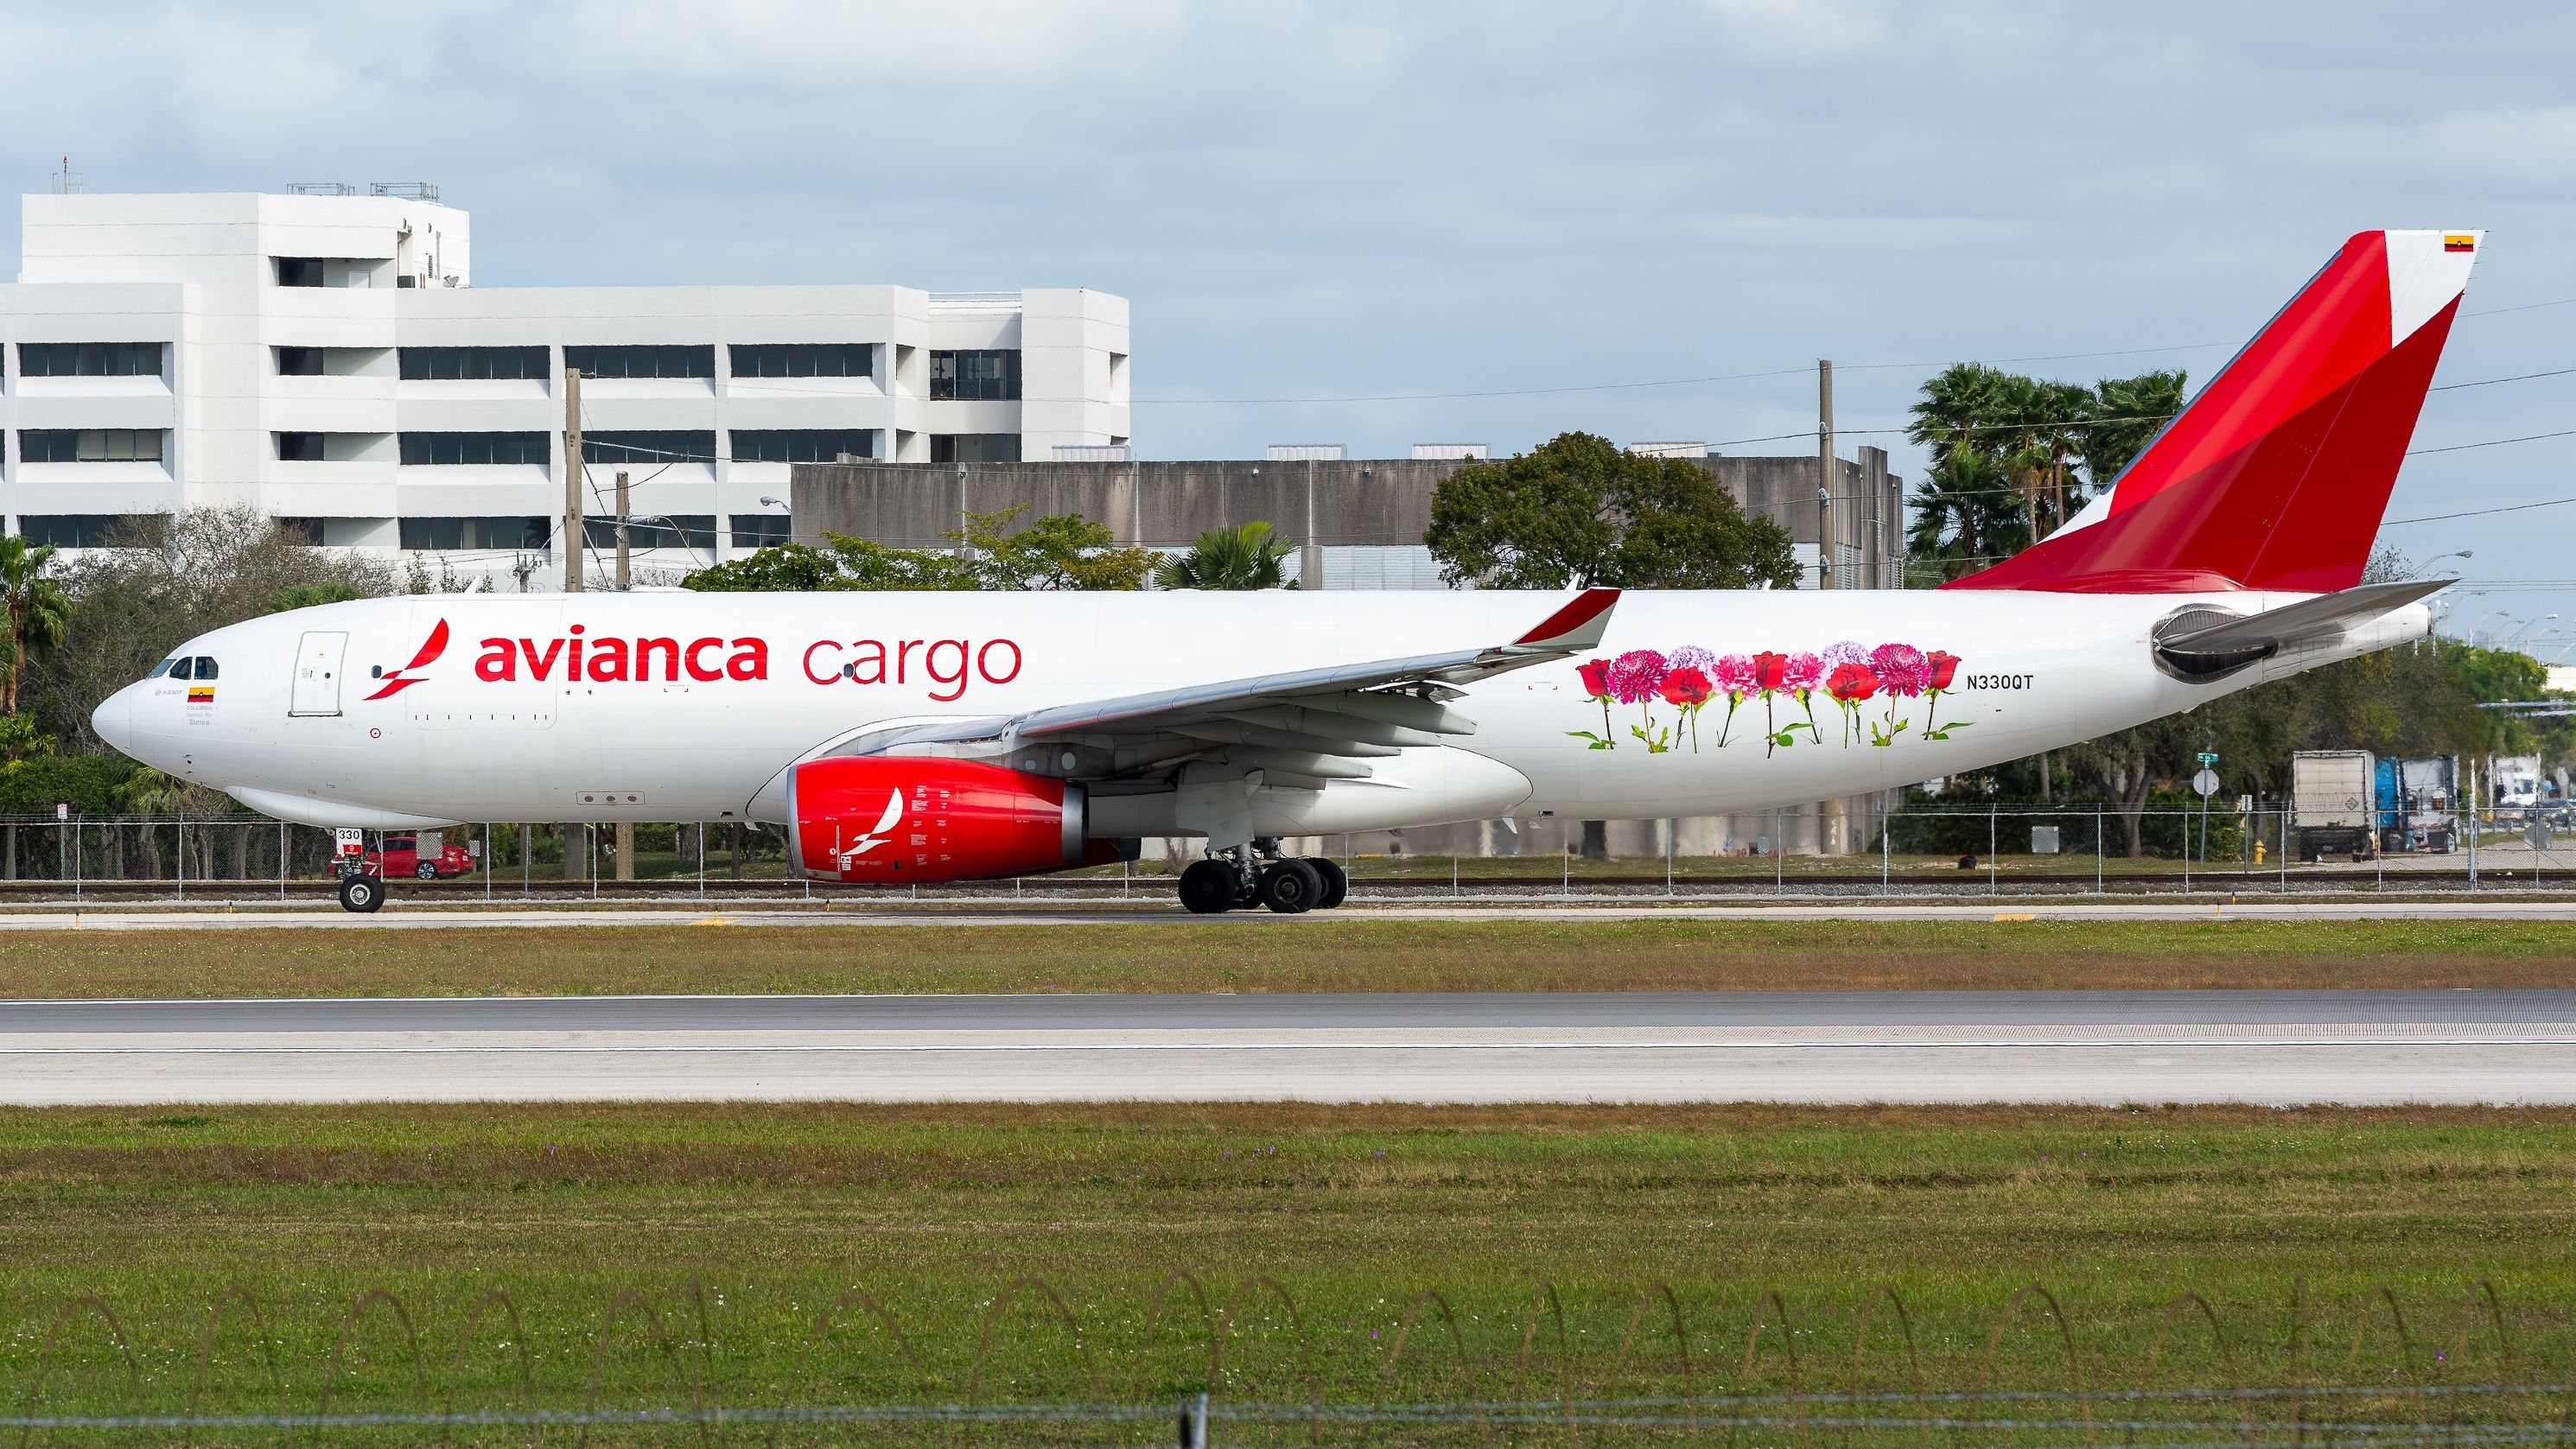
left=1571, top=644, right=1969, bottom=751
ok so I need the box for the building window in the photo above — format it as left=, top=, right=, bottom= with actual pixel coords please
left=18, top=429, right=165, bottom=463
left=277, top=432, right=327, bottom=461
left=729, top=343, right=872, bottom=378
left=561, top=345, right=716, bottom=380
left=276, top=346, right=325, bottom=376
left=929, top=434, right=1022, bottom=464
left=398, top=432, right=549, bottom=466
left=729, top=429, right=874, bottom=464
left=275, top=257, right=327, bottom=288
left=929, top=349, right=1021, bottom=401
left=583, top=515, right=716, bottom=553
left=732, top=513, right=792, bottom=550
left=399, top=346, right=550, bottom=381
left=274, top=517, right=327, bottom=544
left=582, top=431, right=716, bottom=465
left=398, top=517, right=554, bottom=551
left=15, top=514, right=162, bottom=548
left=18, top=342, right=164, bottom=378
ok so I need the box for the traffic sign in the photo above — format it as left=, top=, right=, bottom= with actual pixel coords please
left=2192, top=769, right=2221, bottom=798
left=2197, top=752, right=2219, bottom=765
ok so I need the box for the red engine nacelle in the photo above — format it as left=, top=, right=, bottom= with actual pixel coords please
left=788, top=756, right=1110, bottom=884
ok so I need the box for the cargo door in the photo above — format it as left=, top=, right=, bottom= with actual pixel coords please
left=289, top=631, right=348, bottom=716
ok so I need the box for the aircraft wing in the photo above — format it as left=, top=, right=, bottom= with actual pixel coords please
left=890, top=588, right=1619, bottom=786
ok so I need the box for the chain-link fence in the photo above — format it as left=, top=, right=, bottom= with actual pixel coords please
left=0, top=803, right=2561, bottom=905
left=1, top=1276, right=2568, bottom=1446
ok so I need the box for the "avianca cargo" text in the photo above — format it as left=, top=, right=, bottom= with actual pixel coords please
left=470, top=628, right=1023, bottom=701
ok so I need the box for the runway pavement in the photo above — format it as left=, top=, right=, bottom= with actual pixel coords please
left=3, top=988, right=2569, bottom=1106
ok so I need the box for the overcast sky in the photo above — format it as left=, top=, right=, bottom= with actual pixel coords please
left=7, top=1, right=2573, bottom=636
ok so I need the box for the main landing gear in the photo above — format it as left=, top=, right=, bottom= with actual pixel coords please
left=337, top=870, right=385, bottom=913
left=1177, top=840, right=1350, bottom=915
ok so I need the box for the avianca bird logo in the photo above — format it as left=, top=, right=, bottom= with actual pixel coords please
left=364, top=619, right=450, bottom=701
left=834, top=791, right=907, bottom=868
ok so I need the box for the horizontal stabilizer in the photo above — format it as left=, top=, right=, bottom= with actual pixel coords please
left=2156, top=579, right=2448, bottom=658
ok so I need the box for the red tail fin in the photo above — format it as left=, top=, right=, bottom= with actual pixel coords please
left=1945, top=230, right=2482, bottom=594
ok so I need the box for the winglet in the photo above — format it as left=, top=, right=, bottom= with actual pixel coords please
left=1510, top=588, right=1621, bottom=652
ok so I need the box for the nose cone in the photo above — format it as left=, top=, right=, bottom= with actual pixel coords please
left=91, top=687, right=136, bottom=755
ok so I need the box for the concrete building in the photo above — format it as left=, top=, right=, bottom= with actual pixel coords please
left=793, top=445, right=1904, bottom=590
left=0, top=188, right=1129, bottom=581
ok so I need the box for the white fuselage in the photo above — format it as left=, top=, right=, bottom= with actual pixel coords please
left=92, top=589, right=2428, bottom=835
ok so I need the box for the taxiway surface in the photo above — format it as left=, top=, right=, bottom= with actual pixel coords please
left=2, top=989, right=2566, bottom=1106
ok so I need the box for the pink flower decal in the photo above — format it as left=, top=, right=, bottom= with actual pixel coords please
left=1869, top=643, right=1931, bottom=697
left=1782, top=652, right=1824, bottom=692
left=1606, top=649, right=1668, bottom=704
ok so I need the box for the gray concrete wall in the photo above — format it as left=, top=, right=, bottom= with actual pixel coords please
left=792, top=450, right=1903, bottom=561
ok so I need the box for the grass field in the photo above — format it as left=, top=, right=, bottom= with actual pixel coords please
left=0, top=1102, right=2568, bottom=1444
left=3, top=918, right=2574, bottom=998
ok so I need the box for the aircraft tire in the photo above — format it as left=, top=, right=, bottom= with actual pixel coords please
left=338, top=874, right=385, bottom=914
left=1258, top=859, right=1323, bottom=914
left=1307, top=858, right=1349, bottom=909
left=1177, top=860, right=1236, bottom=915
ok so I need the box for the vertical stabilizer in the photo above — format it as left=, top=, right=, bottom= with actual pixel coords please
left=1946, top=230, right=2481, bottom=594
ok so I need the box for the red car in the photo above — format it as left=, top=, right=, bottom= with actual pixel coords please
left=359, top=832, right=477, bottom=880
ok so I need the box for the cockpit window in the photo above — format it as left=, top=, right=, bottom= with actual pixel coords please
left=194, top=657, right=218, bottom=680
left=146, top=658, right=175, bottom=679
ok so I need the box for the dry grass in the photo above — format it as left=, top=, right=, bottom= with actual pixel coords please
left=0, top=918, right=2573, bottom=997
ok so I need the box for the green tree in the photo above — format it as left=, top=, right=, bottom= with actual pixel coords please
left=0, top=537, right=69, bottom=715
left=2078, top=370, right=2189, bottom=486
left=1423, top=432, right=1800, bottom=589
left=683, top=508, right=1155, bottom=593
left=1905, top=447, right=2024, bottom=585
left=266, top=580, right=366, bottom=614
left=1154, top=521, right=1298, bottom=590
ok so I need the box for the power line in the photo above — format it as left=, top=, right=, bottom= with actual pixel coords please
left=2385, top=494, right=2576, bottom=526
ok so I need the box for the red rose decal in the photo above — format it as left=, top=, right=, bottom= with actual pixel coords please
left=1576, top=658, right=1612, bottom=699
left=1925, top=650, right=1960, bottom=690
left=1827, top=662, right=1879, bottom=702
left=1659, top=666, right=1714, bottom=707
left=1752, top=651, right=1788, bottom=691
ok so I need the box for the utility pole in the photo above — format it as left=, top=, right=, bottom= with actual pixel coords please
left=562, top=367, right=585, bottom=593
left=614, top=469, right=633, bottom=882
left=559, top=365, right=584, bottom=884
left=1816, top=359, right=1835, bottom=589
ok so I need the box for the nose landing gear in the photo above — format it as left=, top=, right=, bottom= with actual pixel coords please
left=1175, top=841, right=1351, bottom=915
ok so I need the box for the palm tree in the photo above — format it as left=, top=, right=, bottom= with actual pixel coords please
left=1905, top=362, right=2011, bottom=472
left=1905, top=448, right=2025, bottom=583
left=0, top=537, right=68, bottom=715
left=1154, top=521, right=1299, bottom=590
left=2080, top=370, right=2190, bottom=488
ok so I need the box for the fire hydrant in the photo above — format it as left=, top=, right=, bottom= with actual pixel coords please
left=2254, top=839, right=2267, bottom=866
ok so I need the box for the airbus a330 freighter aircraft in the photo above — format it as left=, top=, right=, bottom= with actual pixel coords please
left=96, top=230, right=2480, bottom=913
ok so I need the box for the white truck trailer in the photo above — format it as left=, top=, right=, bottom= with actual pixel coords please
left=2292, top=749, right=2378, bottom=862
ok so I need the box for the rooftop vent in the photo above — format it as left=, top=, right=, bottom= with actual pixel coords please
left=1266, top=444, right=1345, bottom=461
left=368, top=181, right=440, bottom=201
left=1627, top=441, right=1708, bottom=459
left=285, top=181, right=358, bottom=196
left=1412, top=443, right=1489, bottom=461
left=1054, top=444, right=1131, bottom=462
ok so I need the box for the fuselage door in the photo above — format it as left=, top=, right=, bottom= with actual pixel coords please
left=289, top=631, right=348, bottom=716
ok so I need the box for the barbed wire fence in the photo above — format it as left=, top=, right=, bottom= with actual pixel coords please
left=3, top=1275, right=2573, bottom=1445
